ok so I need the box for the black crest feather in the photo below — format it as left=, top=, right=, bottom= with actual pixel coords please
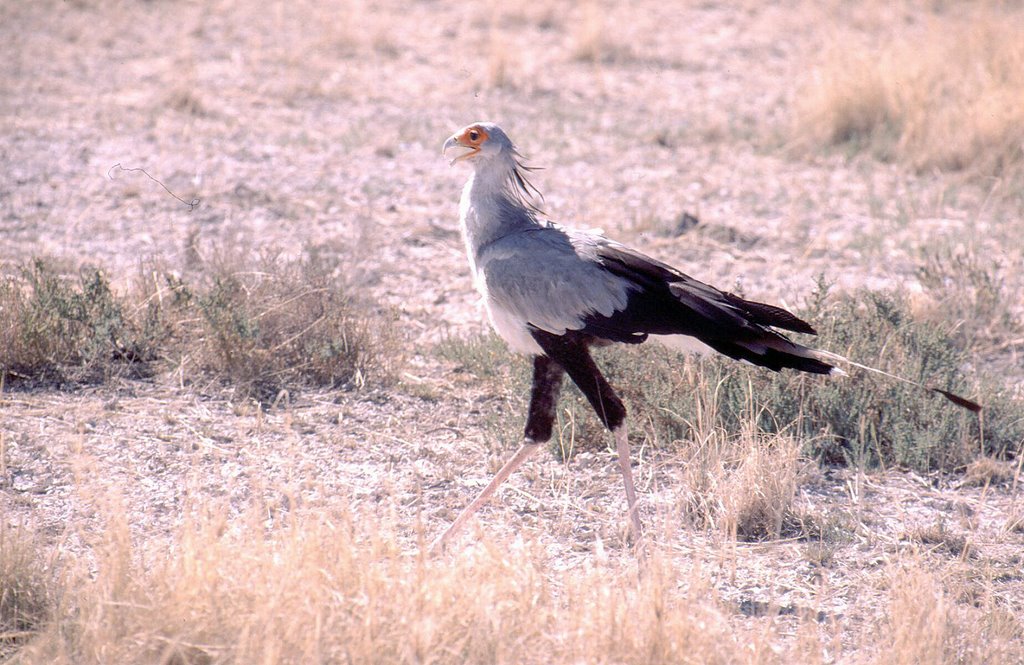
left=507, top=149, right=545, bottom=216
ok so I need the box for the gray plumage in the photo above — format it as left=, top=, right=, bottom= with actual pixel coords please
left=479, top=226, right=636, bottom=343
left=442, top=121, right=833, bottom=373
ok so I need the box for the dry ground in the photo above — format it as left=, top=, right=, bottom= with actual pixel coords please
left=2, top=0, right=1024, bottom=662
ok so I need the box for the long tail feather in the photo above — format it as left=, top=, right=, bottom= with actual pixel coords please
left=811, top=350, right=982, bottom=412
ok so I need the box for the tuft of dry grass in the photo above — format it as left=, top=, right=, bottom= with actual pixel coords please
left=719, top=433, right=802, bottom=540
left=915, top=243, right=1022, bottom=352
left=487, top=28, right=514, bottom=88
left=569, top=0, right=606, bottom=62
left=680, top=427, right=804, bottom=541
left=568, top=0, right=630, bottom=64
left=0, top=524, right=52, bottom=660
left=962, top=456, right=1015, bottom=487
left=908, top=520, right=971, bottom=559
left=793, top=5, right=1024, bottom=181
left=883, top=561, right=958, bottom=664
left=880, top=559, right=1024, bottom=664
left=1006, top=510, right=1024, bottom=535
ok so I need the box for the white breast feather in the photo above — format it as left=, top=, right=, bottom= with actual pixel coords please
left=485, top=297, right=544, bottom=355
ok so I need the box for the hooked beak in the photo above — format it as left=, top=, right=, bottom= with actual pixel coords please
left=442, top=135, right=478, bottom=166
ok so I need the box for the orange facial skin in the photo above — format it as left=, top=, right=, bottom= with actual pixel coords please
left=447, top=125, right=489, bottom=162
left=459, top=125, right=488, bottom=148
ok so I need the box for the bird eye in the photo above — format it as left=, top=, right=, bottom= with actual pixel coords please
left=468, top=129, right=480, bottom=142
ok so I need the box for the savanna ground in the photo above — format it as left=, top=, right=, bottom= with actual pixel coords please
left=2, top=0, right=1024, bottom=662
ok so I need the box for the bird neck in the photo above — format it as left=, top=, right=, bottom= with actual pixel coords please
left=460, top=164, right=541, bottom=269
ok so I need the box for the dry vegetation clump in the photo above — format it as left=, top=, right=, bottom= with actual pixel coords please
left=880, top=559, right=1024, bottom=664
left=962, top=456, right=1015, bottom=487
left=907, top=519, right=971, bottom=559
left=0, top=249, right=396, bottom=402
left=679, top=427, right=804, bottom=541
left=568, top=3, right=637, bottom=65
left=0, top=525, right=52, bottom=660
left=177, top=248, right=398, bottom=403
left=0, top=259, right=168, bottom=386
left=438, top=285, right=1023, bottom=474
left=793, top=5, right=1024, bottom=183
left=13, top=499, right=806, bottom=665
left=915, top=244, right=1023, bottom=352
left=569, top=0, right=610, bottom=63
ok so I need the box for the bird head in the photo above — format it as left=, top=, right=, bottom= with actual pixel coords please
left=443, top=122, right=544, bottom=213
left=441, top=122, right=514, bottom=166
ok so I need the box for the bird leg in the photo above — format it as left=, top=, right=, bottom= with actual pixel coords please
left=531, top=330, right=643, bottom=544
left=430, top=356, right=564, bottom=553
left=613, top=422, right=643, bottom=543
left=430, top=441, right=542, bottom=553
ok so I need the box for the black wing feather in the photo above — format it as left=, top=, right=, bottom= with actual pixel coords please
left=591, top=243, right=817, bottom=336
left=721, top=293, right=816, bottom=335
left=575, top=242, right=833, bottom=374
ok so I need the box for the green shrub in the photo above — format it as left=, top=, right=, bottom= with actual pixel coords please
left=0, top=251, right=396, bottom=401
left=916, top=245, right=1021, bottom=351
left=0, top=260, right=166, bottom=385
left=186, top=251, right=396, bottom=403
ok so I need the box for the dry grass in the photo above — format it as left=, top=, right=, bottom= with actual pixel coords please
left=881, top=559, right=1023, bottom=664
left=569, top=0, right=608, bottom=63
left=908, top=519, right=971, bottom=559
left=0, top=524, right=52, bottom=660
left=10, top=496, right=1024, bottom=664
left=178, top=247, right=399, bottom=402
left=12, top=498, right=801, bottom=665
left=962, top=456, right=1015, bottom=487
left=679, top=426, right=804, bottom=541
left=915, top=243, right=1023, bottom=352
left=487, top=29, right=513, bottom=88
left=0, top=259, right=167, bottom=386
left=793, top=4, right=1024, bottom=182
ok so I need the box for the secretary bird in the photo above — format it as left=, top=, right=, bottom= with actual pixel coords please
left=434, top=121, right=979, bottom=551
